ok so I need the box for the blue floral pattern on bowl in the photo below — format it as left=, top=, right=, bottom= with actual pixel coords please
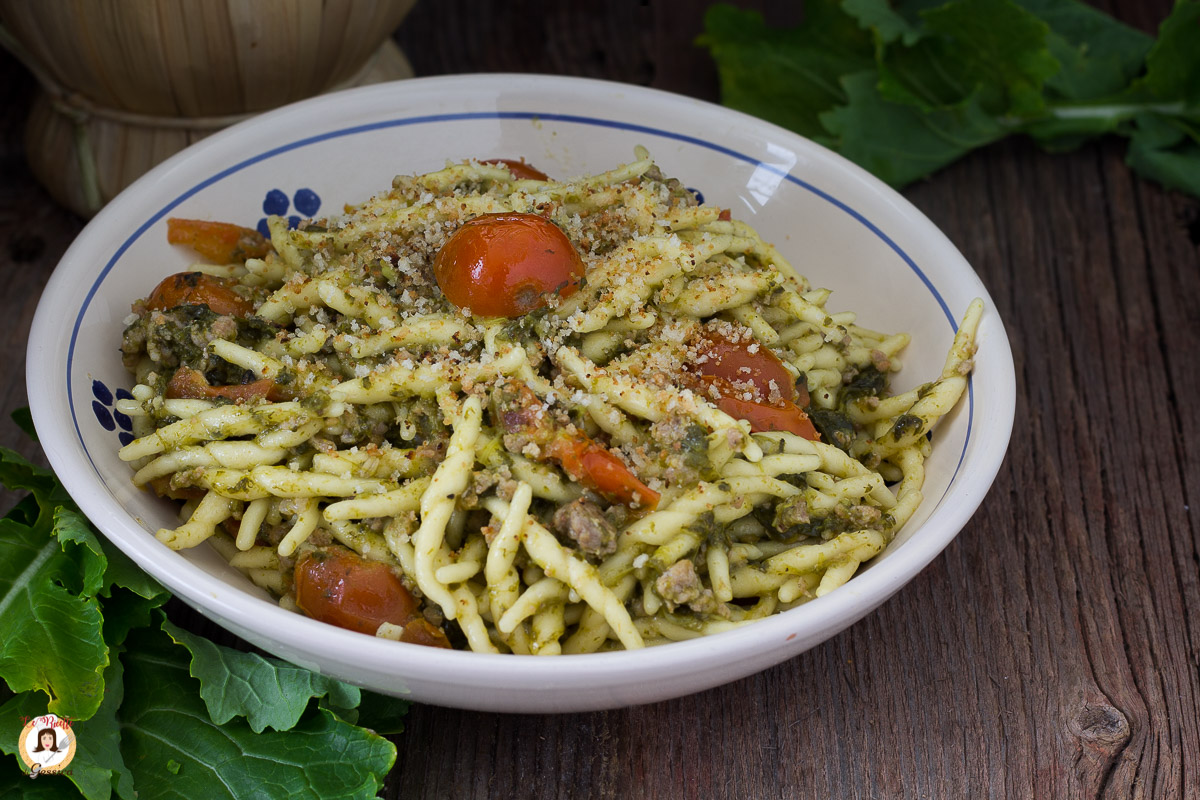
left=257, top=188, right=322, bottom=237
left=92, top=379, right=135, bottom=446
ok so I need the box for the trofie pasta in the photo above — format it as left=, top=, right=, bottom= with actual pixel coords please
left=117, top=150, right=981, bottom=654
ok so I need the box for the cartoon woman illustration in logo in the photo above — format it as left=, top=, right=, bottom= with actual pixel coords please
left=30, top=727, right=68, bottom=770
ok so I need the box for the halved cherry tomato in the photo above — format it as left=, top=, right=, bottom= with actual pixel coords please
left=690, top=332, right=819, bottom=440
left=546, top=435, right=660, bottom=509
left=693, top=333, right=795, bottom=395
left=146, top=271, right=254, bottom=317
left=165, top=366, right=286, bottom=403
left=294, top=547, right=450, bottom=648
left=701, top=381, right=818, bottom=440
left=167, top=218, right=272, bottom=264
left=483, top=158, right=550, bottom=181
left=433, top=213, right=584, bottom=318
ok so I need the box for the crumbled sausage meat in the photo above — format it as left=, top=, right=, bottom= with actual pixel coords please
left=552, top=498, right=619, bottom=557
left=655, top=559, right=704, bottom=609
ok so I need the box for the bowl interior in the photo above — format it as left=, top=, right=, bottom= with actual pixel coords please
left=30, top=75, right=1013, bottom=711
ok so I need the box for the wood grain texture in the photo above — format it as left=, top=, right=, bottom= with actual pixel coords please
left=1, top=2, right=1196, bottom=798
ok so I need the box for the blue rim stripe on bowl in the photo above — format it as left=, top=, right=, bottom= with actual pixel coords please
left=69, top=110, right=973, bottom=505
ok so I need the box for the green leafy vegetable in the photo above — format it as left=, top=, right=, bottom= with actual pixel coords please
left=0, top=433, right=405, bottom=798
left=341, top=691, right=413, bottom=737
left=699, top=0, right=1200, bottom=197
left=119, top=625, right=395, bottom=800
left=162, top=618, right=361, bottom=734
left=698, top=1, right=874, bottom=139
left=0, top=478, right=110, bottom=721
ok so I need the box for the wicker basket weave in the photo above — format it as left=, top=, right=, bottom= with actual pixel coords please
left=0, top=0, right=417, bottom=217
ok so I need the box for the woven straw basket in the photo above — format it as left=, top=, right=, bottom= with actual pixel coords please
left=0, top=0, right=417, bottom=217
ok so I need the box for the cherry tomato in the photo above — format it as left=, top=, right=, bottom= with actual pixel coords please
left=701, top=381, right=819, bottom=440
left=693, top=333, right=795, bottom=395
left=167, top=218, right=272, bottom=264
left=547, top=435, right=660, bottom=509
left=294, top=547, right=420, bottom=636
left=483, top=158, right=550, bottom=181
left=433, top=213, right=584, bottom=318
left=146, top=272, right=254, bottom=317
left=690, top=332, right=820, bottom=441
left=165, top=367, right=286, bottom=403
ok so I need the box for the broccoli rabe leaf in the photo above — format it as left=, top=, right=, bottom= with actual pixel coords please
left=821, top=71, right=1009, bottom=187
left=0, top=758, right=76, bottom=798
left=875, top=0, right=1061, bottom=117
left=118, top=625, right=396, bottom=800
left=10, top=407, right=36, bottom=441
left=0, top=423, right=406, bottom=798
left=95, top=521, right=171, bottom=646
left=0, top=446, right=170, bottom=722
left=161, top=618, right=361, bottom=734
left=1020, top=0, right=1152, bottom=100
left=0, top=478, right=109, bottom=720
left=335, top=690, right=412, bottom=736
left=696, top=0, right=874, bottom=142
left=699, top=0, right=1200, bottom=197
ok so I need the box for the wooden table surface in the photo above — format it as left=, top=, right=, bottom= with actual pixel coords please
left=2, top=2, right=1197, bottom=797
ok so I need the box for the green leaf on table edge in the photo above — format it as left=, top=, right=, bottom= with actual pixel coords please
left=119, top=624, right=395, bottom=800
left=1138, top=0, right=1200, bottom=104
left=841, top=0, right=940, bottom=46
left=0, top=446, right=70, bottom=507
left=343, top=691, right=411, bottom=736
left=820, top=71, right=1008, bottom=187
left=1017, top=0, right=1152, bottom=100
left=99, top=534, right=168, bottom=603
left=700, top=0, right=1200, bottom=198
left=161, top=617, right=362, bottom=734
left=1127, top=111, right=1200, bottom=196
left=875, top=0, right=1062, bottom=118
left=10, top=407, right=36, bottom=441
left=98, top=536, right=170, bottom=646
left=0, top=488, right=109, bottom=721
left=0, top=760, right=76, bottom=799
left=697, top=1, right=874, bottom=141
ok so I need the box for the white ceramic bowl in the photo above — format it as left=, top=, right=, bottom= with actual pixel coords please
left=28, top=74, right=1015, bottom=712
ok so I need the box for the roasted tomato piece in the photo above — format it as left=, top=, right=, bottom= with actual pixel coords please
left=690, top=332, right=819, bottom=440
left=483, top=158, right=550, bottom=181
left=546, top=435, right=660, bottom=509
left=146, top=271, right=254, bottom=317
left=167, top=218, right=272, bottom=264
left=294, top=547, right=422, bottom=637
left=433, top=213, right=584, bottom=318
left=398, top=618, right=452, bottom=648
left=702, top=381, right=819, bottom=440
left=165, top=366, right=286, bottom=403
